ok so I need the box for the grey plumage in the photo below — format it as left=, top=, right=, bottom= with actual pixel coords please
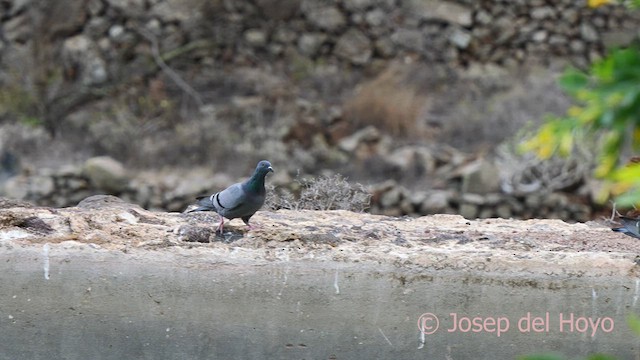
left=612, top=216, right=640, bottom=239
left=187, top=160, right=273, bottom=233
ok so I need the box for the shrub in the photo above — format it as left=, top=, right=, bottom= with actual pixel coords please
left=266, top=174, right=370, bottom=212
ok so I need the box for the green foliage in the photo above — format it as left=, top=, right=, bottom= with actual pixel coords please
left=522, top=46, right=640, bottom=205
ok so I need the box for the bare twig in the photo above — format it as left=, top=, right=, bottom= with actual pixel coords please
left=136, top=27, right=204, bottom=110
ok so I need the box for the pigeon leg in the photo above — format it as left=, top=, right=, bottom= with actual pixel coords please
left=242, top=216, right=258, bottom=231
left=216, top=215, right=225, bottom=234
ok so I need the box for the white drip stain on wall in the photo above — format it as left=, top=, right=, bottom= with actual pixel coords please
left=43, top=243, right=50, bottom=280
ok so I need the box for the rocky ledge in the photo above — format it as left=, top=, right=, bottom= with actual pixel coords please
left=1, top=195, right=637, bottom=279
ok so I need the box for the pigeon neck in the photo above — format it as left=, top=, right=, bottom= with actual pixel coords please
left=244, top=171, right=266, bottom=194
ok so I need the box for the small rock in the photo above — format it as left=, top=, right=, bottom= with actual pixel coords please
left=244, top=29, right=268, bottom=46
left=374, top=37, right=396, bottom=57
left=390, top=29, right=424, bottom=52
left=106, top=0, right=145, bottom=12
left=177, top=225, right=214, bottom=243
left=495, top=204, right=512, bottom=219
left=531, top=6, right=555, bottom=20
left=338, top=126, right=380, bottom=153
left=580, top=23, right=599, bottom=42
left=461, top=193, right=484, bottom=205
left=410, top=0, right=472, bottom=27
left=4, top=14, right=31, bottom=43
left=449, top=28, right=472, bottom=49
left=343, top=0, right=374, bottom=11
left=297, top=33, right=327, bottom=56
left=532, top=30, right=548, bottom=43
left=365, top=9, right=386, bottom=27
left=380, top=186, right=404, bottom=208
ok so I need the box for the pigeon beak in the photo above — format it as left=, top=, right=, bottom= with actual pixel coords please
left=268, top=166, right=274, bottom=173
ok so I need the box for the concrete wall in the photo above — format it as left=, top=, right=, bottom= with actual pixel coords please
left=2, top=244, right=638, bottom=359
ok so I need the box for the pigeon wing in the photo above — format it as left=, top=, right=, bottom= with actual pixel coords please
left=214, top=183, right=246, bottom=212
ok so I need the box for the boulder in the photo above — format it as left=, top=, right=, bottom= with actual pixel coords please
left=459, top=159, right=501, bottom=195
left=83, top=156, right=129, bottom=193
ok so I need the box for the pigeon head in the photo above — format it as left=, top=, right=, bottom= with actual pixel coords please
left=243, top=160, right=273, bottom=195
left=256, top=160, right=274, bottom=175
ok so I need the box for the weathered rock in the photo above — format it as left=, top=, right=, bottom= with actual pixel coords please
left=420, top=190, right=451, bottom=214
left=459, top=203, right=478, bottom=219
left=338, top=126, right=381, bottom=153
left=449, top=28, right=472, bottom=49
left=334, top=29, right=372, bottom=65
left=244, top=29, right=268, bottom=46
left=304, top=5, right=346, bottom=32
left=1, top=176, right=29, bottom=200
left=461, top=193, right=484, bottom=206
left=150, top=0, right=203, bottom=23
left=176, top=224, right=215, bottom=243
left=390, top=29, right=424, bottom=52
left=495, top=204, right=512, bottom=219
left=365, top=9, right=385, bottom=27
left=344, top=0, right=374, bottom=11
left=379, top=186, right=404, bottom=208
left=297, top=33, right=327, bottom=56
left=83, top=157, right=129, bottom=193
left=459, top=160, right=501, bottom=195
left=531, top=6, right=555, bottom=20
left=3, top=14, right=30, bottom=43
left=77, top=195, right=141, bottom=210
left=254, top=0, right=299, bottom=20
left=580, top=23, right=599, bottom=42
left=106, top=0, right=146, bottom=13
left=408, top=0, right=473, bottom=27
left=385, top=146, right=436, bottom=177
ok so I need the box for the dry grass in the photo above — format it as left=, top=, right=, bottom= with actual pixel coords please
left=342, top=64, right=430, bottom=138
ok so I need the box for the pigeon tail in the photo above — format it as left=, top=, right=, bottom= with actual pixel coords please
left=186, top=195, right=216, bottom=213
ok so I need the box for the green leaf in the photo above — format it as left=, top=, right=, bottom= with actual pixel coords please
left=559, top=69, right=589, bottom=94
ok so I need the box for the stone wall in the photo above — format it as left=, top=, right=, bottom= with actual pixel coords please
left=1, top=0, right=637, bottom=91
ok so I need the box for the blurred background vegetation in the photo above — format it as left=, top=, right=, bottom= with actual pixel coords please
left=0, top=0, right=638, bottom=219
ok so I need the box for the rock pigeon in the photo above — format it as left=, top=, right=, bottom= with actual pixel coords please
left=612, top=216, right=640, bottom=239
left=187, top=160, right=273, bottom=233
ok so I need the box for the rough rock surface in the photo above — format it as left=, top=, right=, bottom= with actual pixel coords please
left=1, top=196, right=637, bottom=278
